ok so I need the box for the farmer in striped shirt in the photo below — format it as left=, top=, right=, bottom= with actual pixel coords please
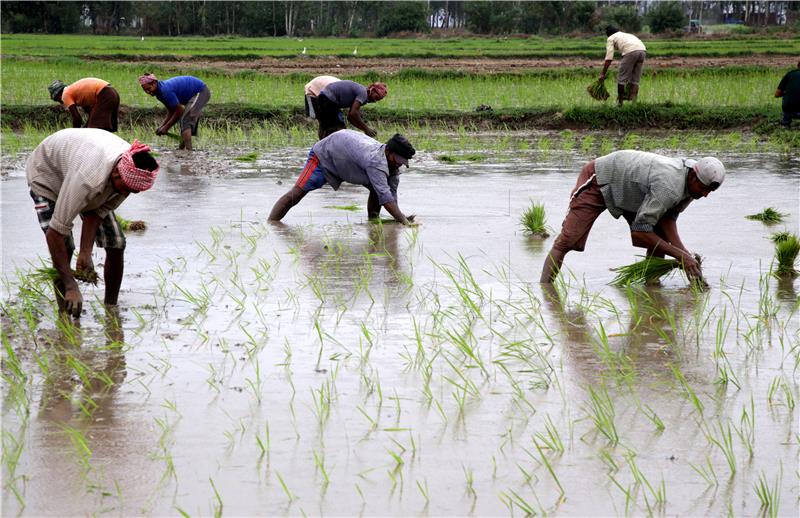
left=600, top=25, right=647, bottom=105
left=540, top=150, right=725, bottom=284
left=26, top=129, right=159, bottom=318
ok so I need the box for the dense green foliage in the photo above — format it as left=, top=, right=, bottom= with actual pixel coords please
left=646, top=2, right=686, bottom=34
left=376, top=2, right=430, bottom=37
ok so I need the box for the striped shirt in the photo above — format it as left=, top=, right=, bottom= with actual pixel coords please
left=312, top=130, right=398, bottom=205
left=26, top=128, right=130, bottom=235
left=594, top=150, right=692, bottom=233
left=605, top=32, right=647, bottom=61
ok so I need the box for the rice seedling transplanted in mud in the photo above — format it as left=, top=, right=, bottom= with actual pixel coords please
left=745, top=207, right=787, bottom=223
left=772, top=233, right=800, bottom=278
left=520, top=201, right=550, bottom=238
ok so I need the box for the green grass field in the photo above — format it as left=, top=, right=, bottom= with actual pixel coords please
left=2, top=33, right=799, bottom=59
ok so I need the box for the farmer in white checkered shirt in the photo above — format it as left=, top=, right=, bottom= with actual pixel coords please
left=26, top=128, right=159, bottom=318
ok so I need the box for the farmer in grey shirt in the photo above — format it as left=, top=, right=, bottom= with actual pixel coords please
left=268, top=130, right=416, bottom=225
left=541, top=150, right=725, bottom=284
left=316, top=80, right=387, bottom=139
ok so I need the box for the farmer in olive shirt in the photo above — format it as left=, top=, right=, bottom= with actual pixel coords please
left=139, top=74, right=211, bottom=150
left=26, top=128, right=159, bottom=318
left=541, top=150, right=725, bottom=284
left=268, top=130, right=416, bottom=225
left=48, top=78, right=120, bottom=132
left=316, top=80, right=387, bottom=139
left=775, top=61, right=800, bottom=128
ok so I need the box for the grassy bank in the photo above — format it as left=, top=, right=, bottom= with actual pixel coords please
left=2, top=34, right=799, bottom=59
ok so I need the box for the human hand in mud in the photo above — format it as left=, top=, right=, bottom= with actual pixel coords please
left=64, top=286, right=83, bottom=318
left=75, top=253, right=99, bottom=284
left=404, top=214, right=417, bottom=226
left=155, top=126, right=167, bottom=136
left=681, top=254, right=705, bottom=285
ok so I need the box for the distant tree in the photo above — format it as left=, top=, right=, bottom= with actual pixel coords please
left=465, top=1, right=520, bottom=34
left=602, top=4, right=642, bottom=33
left=1, top=1, right=82, bottom=33
left=647, top=1, right=685, bottom=34
left=376, top=1, right=430, bottom=36
left=464, top=1, right=493, bottom=33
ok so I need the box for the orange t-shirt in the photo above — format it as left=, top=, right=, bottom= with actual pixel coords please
left=61, top=78, right=109, bottom=108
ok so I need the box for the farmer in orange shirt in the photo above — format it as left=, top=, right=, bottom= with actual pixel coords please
left=49, top=78, right=120, bottom=132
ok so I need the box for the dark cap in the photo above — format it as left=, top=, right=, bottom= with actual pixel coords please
left=386, top=133, right=415, bottom=167
left=48, top=79, right=66, bottom=101
left=605, top=25, right=619, bottom=37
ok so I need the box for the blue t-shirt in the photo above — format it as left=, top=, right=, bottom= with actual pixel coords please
left=320, top=80, right=369, bottom=108
left=155, top=76, right=206, bottom=110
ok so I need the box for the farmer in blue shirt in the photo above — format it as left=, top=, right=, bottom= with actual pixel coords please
left=268, top=130, right=416, bottom=225
left=139, top=74, right=211, bottom=150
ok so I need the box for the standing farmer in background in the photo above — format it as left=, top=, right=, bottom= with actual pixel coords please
left=775, top=61, right=800, bottom=128
left=600, top=25, right=647, bottom=105
left=315, top=80, right=387, bottom=140
left=540, top=150, right=725, bottom=285
left=26, top=128, right=159, bottom=318
left=48, top=78, right=120, bottom=132
left=139, top=73, right=211, bottom=151
left=304, top=75, right=340, bottom=118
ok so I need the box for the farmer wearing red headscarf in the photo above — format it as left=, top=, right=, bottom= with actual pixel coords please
left=26, top=128, right=159, bottom=318
left=315, top=80, right=387, bottom=139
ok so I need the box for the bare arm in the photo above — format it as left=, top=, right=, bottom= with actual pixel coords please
left=346, top=101, right=376, bottom=137
left=775, top=88, right=784, bottom=98
left=76, top=212, right=102, bottom=274
left=46, top=227, right=82, bottom=316
left=67, top=105, right=84, bottom=128
left=381, top=200, right=411, bottom=225
left=653, top=217, right=689, bottom=255
left=600, top=59, right=613, bottom=80
left=157, top=105, right=185, bottom=135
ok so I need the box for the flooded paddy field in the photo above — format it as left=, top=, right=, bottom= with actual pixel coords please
left=2, top=144, right=798, bottom=516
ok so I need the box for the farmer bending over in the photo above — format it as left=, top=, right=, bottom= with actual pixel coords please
left=775, top=61, right=800, bottom=128
left=26, top=128, right=159, bottom=318
left=269, top=130, right=416, bottom=225
left=316, top=80, right=387, bottom=140
left=600, top=25, right=647, bottom=105
left=139, top=73, right=211, bottom=151
left=48, top=78, right=120, bottom=132
left=540, top=150, right=725, bottom=284
left=304, top=75, right=340, bottom=119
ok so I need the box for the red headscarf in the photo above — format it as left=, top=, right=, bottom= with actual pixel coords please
left=139, top=73, right=158, bottom=86
left=117, top=140, right=159, bottom=192
left=367, top=82, right=388, bottom=101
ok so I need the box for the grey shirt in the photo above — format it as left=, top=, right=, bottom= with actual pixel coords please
left=319, top=80, right=369, bottom=108
left=312, top=130, right=399, bottom=205
left=594, top=150, right=693, bottom=233
left=26, top=128, right=129, bottom=235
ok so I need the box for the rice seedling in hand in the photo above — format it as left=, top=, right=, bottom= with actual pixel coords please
left=520, top=202, right=549, bottom=238
left=35, top=266, right=98, bottom=285
left=611, top=255, right=706, bottom=288
left=745, top=207, right=786, bottom=224
left=115, top=214, right=147, bottom=232
left=773, top=232, right=799, bottom=277
left=587, top=78, right=610, bottom=101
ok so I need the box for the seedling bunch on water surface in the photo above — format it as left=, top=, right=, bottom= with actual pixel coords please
left=587, top=78, right=610, bottom=101
left=115, top=215, right=147, bottom=232
left=772, top=232, right=800, bottom=277
left=520, top=202, right=550, bottom=238
left=611, top=255, right=705, bottom=287
left=745, top=207, right=786, bottom=223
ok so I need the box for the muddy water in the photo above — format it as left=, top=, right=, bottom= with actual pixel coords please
left=2, top=146, right=798, bottom=516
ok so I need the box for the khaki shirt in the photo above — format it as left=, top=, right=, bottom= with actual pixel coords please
left=605, top=32, right=647, bottom=61
left=304, top=76, right=340, bottom=96
left=26, top=128, right=130, bottom=235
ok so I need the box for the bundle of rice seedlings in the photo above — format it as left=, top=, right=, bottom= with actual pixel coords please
left=770, top=231, right=791, bottom=243
left=745, top=207, right=786, bottom=223
left=774, top=233, right=800, bottom=277
left=611, top=254, right=705, bottom=287
left=35, top=267, right=99, bottom=285
left=115, top=215, right=147, bottom=232
left=520, top=202, right=549, bottom=238
left=586, top=78, right=610, bottom=101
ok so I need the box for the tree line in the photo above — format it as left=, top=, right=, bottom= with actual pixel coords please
left=2, top=1, right=797, bottom=37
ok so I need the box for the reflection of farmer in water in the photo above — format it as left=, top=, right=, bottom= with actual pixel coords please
left=315, top=80, right=387, bottom=139
left=269, top=130, right=417, bottom=225
left=775, top=60, right=800, bottom=128
left=48, top=77, right=120, bottom=132
left=139, top=73, right=211, bottom=151
left=600, top=25, right=647, bottom=105
left=541, top=150, right=725, bottom=285
left=304, top=75, right=340, bottom=119
left=26, top=128, right=159, bottom=318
